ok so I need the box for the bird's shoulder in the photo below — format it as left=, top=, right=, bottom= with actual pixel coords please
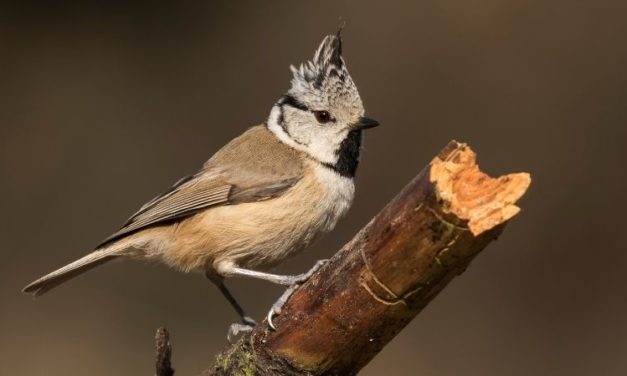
left=203, top=124, right=305, bottom=179
left=202, top=124, right=307, bottom=202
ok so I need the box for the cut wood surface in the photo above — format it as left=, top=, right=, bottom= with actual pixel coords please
left=201, top=140, right=531, bottom=375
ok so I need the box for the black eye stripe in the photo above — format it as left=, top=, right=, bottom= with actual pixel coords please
left=279, top=95, right=309, bottom=111
left=280, top=95, right=335, bottom=124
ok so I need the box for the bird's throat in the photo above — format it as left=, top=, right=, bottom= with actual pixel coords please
left=324, top=129, right=362, bottom=178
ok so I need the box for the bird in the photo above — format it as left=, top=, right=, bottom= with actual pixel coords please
left=23, top=30, right=379, bottom=339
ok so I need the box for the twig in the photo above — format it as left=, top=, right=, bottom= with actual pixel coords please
left=155, top=327, right=175, bottom=376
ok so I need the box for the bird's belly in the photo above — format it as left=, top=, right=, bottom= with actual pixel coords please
left=162, top=164, right=355, bottom=273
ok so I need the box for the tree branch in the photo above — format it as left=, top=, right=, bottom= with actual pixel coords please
left=155, top=327, right=175, bottom=376
left=202, top=140, right=531, bottom=375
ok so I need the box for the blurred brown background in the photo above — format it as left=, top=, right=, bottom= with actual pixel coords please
left=1, top=1, right=626, bottom=375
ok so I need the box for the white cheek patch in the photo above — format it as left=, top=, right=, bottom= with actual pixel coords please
left=304, top=131, right=344, bottom=165
left=267, top=106, right=304, bottom=151
left=267, top=105, right=344, bottom=166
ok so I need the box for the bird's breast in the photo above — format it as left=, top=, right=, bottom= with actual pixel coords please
left=307, top=161, right=355, bottom=232
left=164, top=161, right=355, bottom=272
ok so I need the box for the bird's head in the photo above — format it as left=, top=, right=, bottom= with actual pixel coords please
left=267, top=31, right=379, bottom=175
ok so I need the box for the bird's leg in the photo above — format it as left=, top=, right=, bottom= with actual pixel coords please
left=229, top=259, right=329, bottom=286
left=206, top=272, right=256, bottom=342
left=226, top=259, right=329, bottom=329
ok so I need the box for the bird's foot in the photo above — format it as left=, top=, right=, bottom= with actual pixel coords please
left=267, top=259, right=329, bottom=330
left=227, top=315, right=257, bottom=343
left=266, top=284, right=299, bottom=330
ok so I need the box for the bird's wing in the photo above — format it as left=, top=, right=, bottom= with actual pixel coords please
left=97, top=170, right=300, bottom=248
left=96, top=125, right=304, bottom=248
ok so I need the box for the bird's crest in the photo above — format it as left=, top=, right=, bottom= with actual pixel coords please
left=288, top=31, right=361, bottom=109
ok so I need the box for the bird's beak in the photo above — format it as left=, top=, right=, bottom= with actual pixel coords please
left=353, top=116, right=380, bottom=130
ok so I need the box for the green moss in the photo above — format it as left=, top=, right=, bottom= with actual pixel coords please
left=213, top=337, right=257, bottom=376
left=237, top=351, right=256, bottom=376
left=214, top=351, right=228, bottom=370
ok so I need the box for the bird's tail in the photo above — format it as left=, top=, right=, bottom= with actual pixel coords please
left=22, top=246, right=122, bottom=297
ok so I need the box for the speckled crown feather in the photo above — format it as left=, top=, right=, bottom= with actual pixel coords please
left=287, top=32, right=362, bottom=111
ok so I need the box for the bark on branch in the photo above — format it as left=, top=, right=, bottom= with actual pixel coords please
left=202, top=140, right=531, bottom=375
left=155, top=327, right=174, bottom=376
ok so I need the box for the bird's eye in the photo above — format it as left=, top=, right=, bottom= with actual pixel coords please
left=313, top=111, right=332, bottom=124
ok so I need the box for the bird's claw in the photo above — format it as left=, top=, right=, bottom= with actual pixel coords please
left=242, top=315, right=257, bottom=327
left=267, top=285, right=293, bottom=330
left=267, top=306, right=280, bottom=330
left=227, top=317, right=257, bottom=343
left=267, top=259, right=329, bottom=331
